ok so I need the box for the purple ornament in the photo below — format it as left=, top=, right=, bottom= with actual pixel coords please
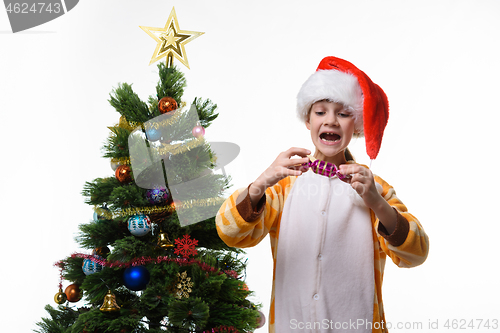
left=146, top=187, right=170, bottom=204
left=192, top=125, right=205, bottom=138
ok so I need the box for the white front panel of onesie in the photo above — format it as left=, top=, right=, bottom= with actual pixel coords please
left=274, top=170, right=374, bottom=333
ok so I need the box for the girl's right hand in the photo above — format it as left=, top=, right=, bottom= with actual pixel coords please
left=248, top=147, right=311, bottom=207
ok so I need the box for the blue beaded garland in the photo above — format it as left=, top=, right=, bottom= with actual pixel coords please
left=127, top=213, right=151, bottom=237
left=123, top=266, right=150, bottom=291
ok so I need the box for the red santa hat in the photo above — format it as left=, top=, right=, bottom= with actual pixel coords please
left=297, top=56, right=389, bottom=160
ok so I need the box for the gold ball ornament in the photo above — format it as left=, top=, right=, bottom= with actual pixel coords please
left=158, top=97, right=178, bottom=114
left=65, top=284, right=83, bottom=303
left=54, top=288, right=67, bottom=304
left=115, top=165, right=132, bottom=183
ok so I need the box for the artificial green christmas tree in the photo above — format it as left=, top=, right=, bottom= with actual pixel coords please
left=36, top=9, right=262, bottom=333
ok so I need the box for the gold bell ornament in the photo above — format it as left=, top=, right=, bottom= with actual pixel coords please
left=99, top=290, right=121, bottom=312
left=157, top=230, right=174, bottom=248
left=54, top=288, right=67, bottom=304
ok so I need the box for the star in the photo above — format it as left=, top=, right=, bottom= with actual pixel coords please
left=140, top=7, right=204, bottom=69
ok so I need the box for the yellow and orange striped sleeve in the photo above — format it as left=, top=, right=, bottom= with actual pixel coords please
left=374, top=176, right=429, bottom=268
left=215, top=177, right=296, bottom=249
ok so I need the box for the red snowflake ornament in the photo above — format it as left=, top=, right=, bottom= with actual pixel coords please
left=174, top=234, right=198, bottom=258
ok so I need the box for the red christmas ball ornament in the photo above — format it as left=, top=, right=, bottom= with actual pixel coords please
left=115, top=165, right=132, bottom=183
left=158, top=97, right=178, bottom=114
left=192, top=125, right=205, bottom=138
left=65, top=284, right=82, bottom=303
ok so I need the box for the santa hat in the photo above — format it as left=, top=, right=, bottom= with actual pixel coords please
left=297, top=56, right=389, bottom=160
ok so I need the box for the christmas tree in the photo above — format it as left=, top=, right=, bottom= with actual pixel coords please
left=36, top=8, right=263, bottom=333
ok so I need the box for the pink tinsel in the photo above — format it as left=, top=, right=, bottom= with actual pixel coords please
left=202, top=326, right=240, bottom=333
left=53, top=261, right=66, bottom=289
left=69, top=253, right=238, bottom=278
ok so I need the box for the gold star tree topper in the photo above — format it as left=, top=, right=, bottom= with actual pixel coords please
left=140, top=7, right=204, bottom=69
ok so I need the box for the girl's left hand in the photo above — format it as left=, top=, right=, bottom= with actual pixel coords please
left=338, top=163, right=382, bottom=209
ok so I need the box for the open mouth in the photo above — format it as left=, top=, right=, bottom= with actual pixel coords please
left=320, top=132, right=341, bottom=143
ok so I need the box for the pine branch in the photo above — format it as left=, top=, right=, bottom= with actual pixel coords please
left=193, top=97, right=219, bottom=128
left=109, top=83, right=153, bottom=123
left=102, top=126, right=132, bottom=159
left=155, top=63, right=186, bottom=104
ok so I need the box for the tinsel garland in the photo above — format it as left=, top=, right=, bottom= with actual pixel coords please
left=156, top=136, right=205, bottom=155
left=118, top=103, right=185, bottom=131
left=110, top=135, right=211, bottom=166
left=94, top=197, right=226, bottom=220
left=56, top=261, right=66, bottom=289
left=111, top=156, right=131, bottom=166
left=63, top=253, right=239, bottom=279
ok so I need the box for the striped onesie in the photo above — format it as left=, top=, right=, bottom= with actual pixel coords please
left=216, top=168, right=429, bottom=332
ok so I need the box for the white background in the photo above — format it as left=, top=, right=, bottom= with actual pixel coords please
left=1, top=1, right=499, bottom=332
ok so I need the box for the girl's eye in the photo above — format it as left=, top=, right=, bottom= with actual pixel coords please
left=338, top=112, right=351, bottom=118
left=315, top=111, right=325, bottom=115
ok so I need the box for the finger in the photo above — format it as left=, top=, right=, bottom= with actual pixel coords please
left=351, top=181, right=367, bottom=196
left=339, top=163, right=362, bottom=174
left=287, top=169, right=304, bottom=177
left=339, top=164, right=370, bottom=178
left=284, top=147, right=312, bottom=158
left=287, top=156, right=311, bottom=169
left=350, top=173, right=366, bottom=184
left=276, top=166, right=303, bottom=178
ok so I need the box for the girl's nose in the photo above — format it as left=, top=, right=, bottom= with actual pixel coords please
left=324, top=112, right=339, bottom=126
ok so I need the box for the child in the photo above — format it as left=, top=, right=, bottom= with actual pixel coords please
left=216, top=56, right=429, bottom=333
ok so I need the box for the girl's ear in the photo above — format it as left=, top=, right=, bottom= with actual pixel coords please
left=305, top=109, right=312, bottom=130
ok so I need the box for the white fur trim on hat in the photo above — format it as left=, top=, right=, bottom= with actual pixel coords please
left=296, top=69, right=364, bottom=133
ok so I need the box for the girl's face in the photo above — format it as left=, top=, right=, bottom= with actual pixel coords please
left=305, top=100, right=356, bottom=166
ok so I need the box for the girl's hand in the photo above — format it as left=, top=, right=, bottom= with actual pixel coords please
left=338, top=163, right=382, bottom=209
left=258, top=147, right=311, bottom=185
left=247, top=147, right=310, bottom=207
left=338, top=163, right=397, bottom=233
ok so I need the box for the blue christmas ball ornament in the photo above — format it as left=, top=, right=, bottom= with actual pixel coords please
left=123, top=266, right=150, bottom=291
left=146, top=187, right=170, bottom=205
left=127, top=213, right=151, bottom=237
left=145, top=128, right=162, bottom=141
left=82, top=256, right=103, bottom=275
